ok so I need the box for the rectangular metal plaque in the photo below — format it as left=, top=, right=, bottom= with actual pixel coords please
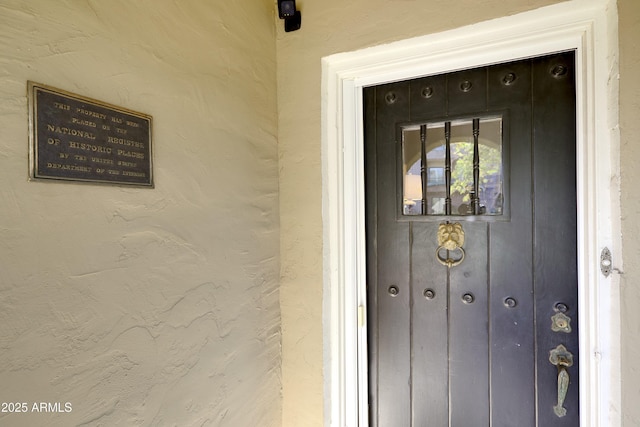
left=28, top=81, right=153, bottom=187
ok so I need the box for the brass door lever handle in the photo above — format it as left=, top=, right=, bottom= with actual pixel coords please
left=549, top=344, right=574, bottom=417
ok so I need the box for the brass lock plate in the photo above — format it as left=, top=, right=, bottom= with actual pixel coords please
left=549, top=344, right=574, bottom=368
left=551, top=312, right=572, bottom=333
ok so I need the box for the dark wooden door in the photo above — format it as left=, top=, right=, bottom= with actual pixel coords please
left=365, top=52, right=579, bottom=427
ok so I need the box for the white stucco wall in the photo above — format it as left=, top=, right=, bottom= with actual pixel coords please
left=0, top=1, right=281, bottom=426
left=619, top=0, right=640, bottom=425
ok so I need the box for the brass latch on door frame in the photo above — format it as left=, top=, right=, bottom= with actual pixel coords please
left=600, top=247, right=612, bottom=277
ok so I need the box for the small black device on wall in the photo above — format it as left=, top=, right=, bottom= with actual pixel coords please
left=278, top=0, right=301, bottom=32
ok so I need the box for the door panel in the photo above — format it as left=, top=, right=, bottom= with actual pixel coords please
left=449, top=222, right=489, bottom=426
left=486, top=59, right=536, bottom=426
left=532, top=54, right=579, bottom=426
left=410, top=222, right=448, bottom=425
left=374, top=80, right=411, bottom=427
left=365, top=52, right=578, bottom=427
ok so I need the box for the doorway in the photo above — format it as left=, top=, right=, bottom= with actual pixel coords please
left=321, top=4, right=618, bottom=426
left=364, top=52, right=578, bottom=426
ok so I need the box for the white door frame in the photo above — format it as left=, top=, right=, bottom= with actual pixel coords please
left=321, top=1, right=621, bottom=426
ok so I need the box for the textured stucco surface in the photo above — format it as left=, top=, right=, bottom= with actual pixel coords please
left=0, top=1, right=281, bottom=426
left=619, top=0, right=640, bottom=425
left=275, top=0, right=566, bottom=426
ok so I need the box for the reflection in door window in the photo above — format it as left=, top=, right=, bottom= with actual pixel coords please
left=402, top=117, right=503, bottom=216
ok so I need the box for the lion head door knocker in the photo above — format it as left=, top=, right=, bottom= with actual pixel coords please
left=436, top=222, right=465, bottom=268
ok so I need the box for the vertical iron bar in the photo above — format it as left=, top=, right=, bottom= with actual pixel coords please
left=444, top=121, right=452, bottom=215
left=420, top=124, right=427, bottom=215
left=472, top=118, right=480, bottom=215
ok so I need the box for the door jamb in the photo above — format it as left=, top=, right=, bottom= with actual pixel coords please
left=321, top=1, right=621, bottom=426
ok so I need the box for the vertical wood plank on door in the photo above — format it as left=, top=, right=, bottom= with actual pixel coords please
left=487, top=59, right=536, bottom=427
left=532, top=52, right=579, bottom=427
left=449, top=222, right=490, bottom=427
left=409, top=76, right=449, bottom=426
left=411, top=223, right=449, bottom=426
left=447, top=66, right=490, bottom=427
left=374, top=81, right=412, bottom=426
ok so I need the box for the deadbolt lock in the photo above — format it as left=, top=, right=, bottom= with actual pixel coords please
left=551, top=312, right=572, bottom=333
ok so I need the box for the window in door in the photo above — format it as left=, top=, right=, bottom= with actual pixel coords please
left=402, top=116, right=504, bottom=217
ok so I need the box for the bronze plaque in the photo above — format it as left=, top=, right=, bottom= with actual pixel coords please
left=28, top=81, right=153, bottom=187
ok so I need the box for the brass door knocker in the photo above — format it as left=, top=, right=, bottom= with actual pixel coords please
left=436, top=222, right=465, bottom=268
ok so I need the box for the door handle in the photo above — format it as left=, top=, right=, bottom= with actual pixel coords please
left=549, top=344, right=574, bottom=417
left=436, top=222, right=465, bottom=268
